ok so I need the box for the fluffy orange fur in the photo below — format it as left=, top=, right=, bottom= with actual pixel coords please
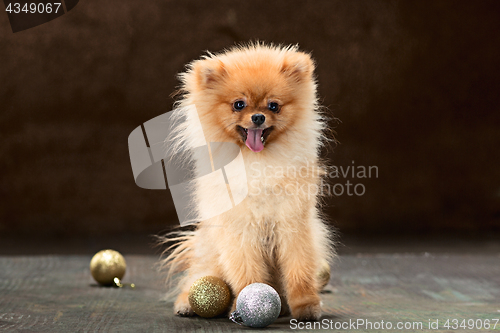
left=162, top=43, right=334, bottom=321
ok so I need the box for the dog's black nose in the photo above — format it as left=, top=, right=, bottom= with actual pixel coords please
left=251, top=113, right=266, bottom=126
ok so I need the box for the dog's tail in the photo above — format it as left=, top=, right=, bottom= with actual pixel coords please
left=156, top=228, right=195, bottom=300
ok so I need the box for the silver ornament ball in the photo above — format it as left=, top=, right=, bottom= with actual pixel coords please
left=231, top=283, right=281, bottom=328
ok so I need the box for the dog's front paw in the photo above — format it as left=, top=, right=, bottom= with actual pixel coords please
left=175, top=303, right=195, bottom=316
left=291, top=301, right=321, bottom=321
left=175, top=304, right=194, bottom=317
left=174, top=292, right=195, bottom=317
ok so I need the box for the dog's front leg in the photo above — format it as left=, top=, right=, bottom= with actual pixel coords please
left=220, top=238, right=270, bottom=312
left=278, top=224, right=322, bottom=321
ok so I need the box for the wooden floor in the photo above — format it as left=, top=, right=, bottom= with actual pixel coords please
left=1, top=252, right=499, bottom=332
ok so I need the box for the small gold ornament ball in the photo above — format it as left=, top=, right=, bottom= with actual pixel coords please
left=90, top=249, right=126, bottom=285
left=317, top=259, right=331, bottom=290
left=188, top=276, right=231, bottom=318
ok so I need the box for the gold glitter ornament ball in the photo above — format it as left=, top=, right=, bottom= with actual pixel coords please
left=188, top=276, right=231, bottom=318
left=90, top=249, right=126, bottom=285
left=317, top=259, right=331, bottom=290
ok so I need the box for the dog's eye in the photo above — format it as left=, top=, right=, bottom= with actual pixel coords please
left=233, top=100, right=246, bottom=111
left=268, top=101, right=280, bottom=113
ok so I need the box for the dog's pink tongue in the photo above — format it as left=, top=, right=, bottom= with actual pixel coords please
left=246, top=129, right=264, bottom=152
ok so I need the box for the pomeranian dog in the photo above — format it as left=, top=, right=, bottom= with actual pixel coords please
left=163, top=43, right=333, bottom=321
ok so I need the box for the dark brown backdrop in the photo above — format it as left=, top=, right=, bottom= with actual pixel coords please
left=1, top=0, right=499, bottom=238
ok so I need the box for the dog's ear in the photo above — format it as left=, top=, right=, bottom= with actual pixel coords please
left=281, top=52, right=315, bottom=82
left=193, top=58, right=227, bottom=89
